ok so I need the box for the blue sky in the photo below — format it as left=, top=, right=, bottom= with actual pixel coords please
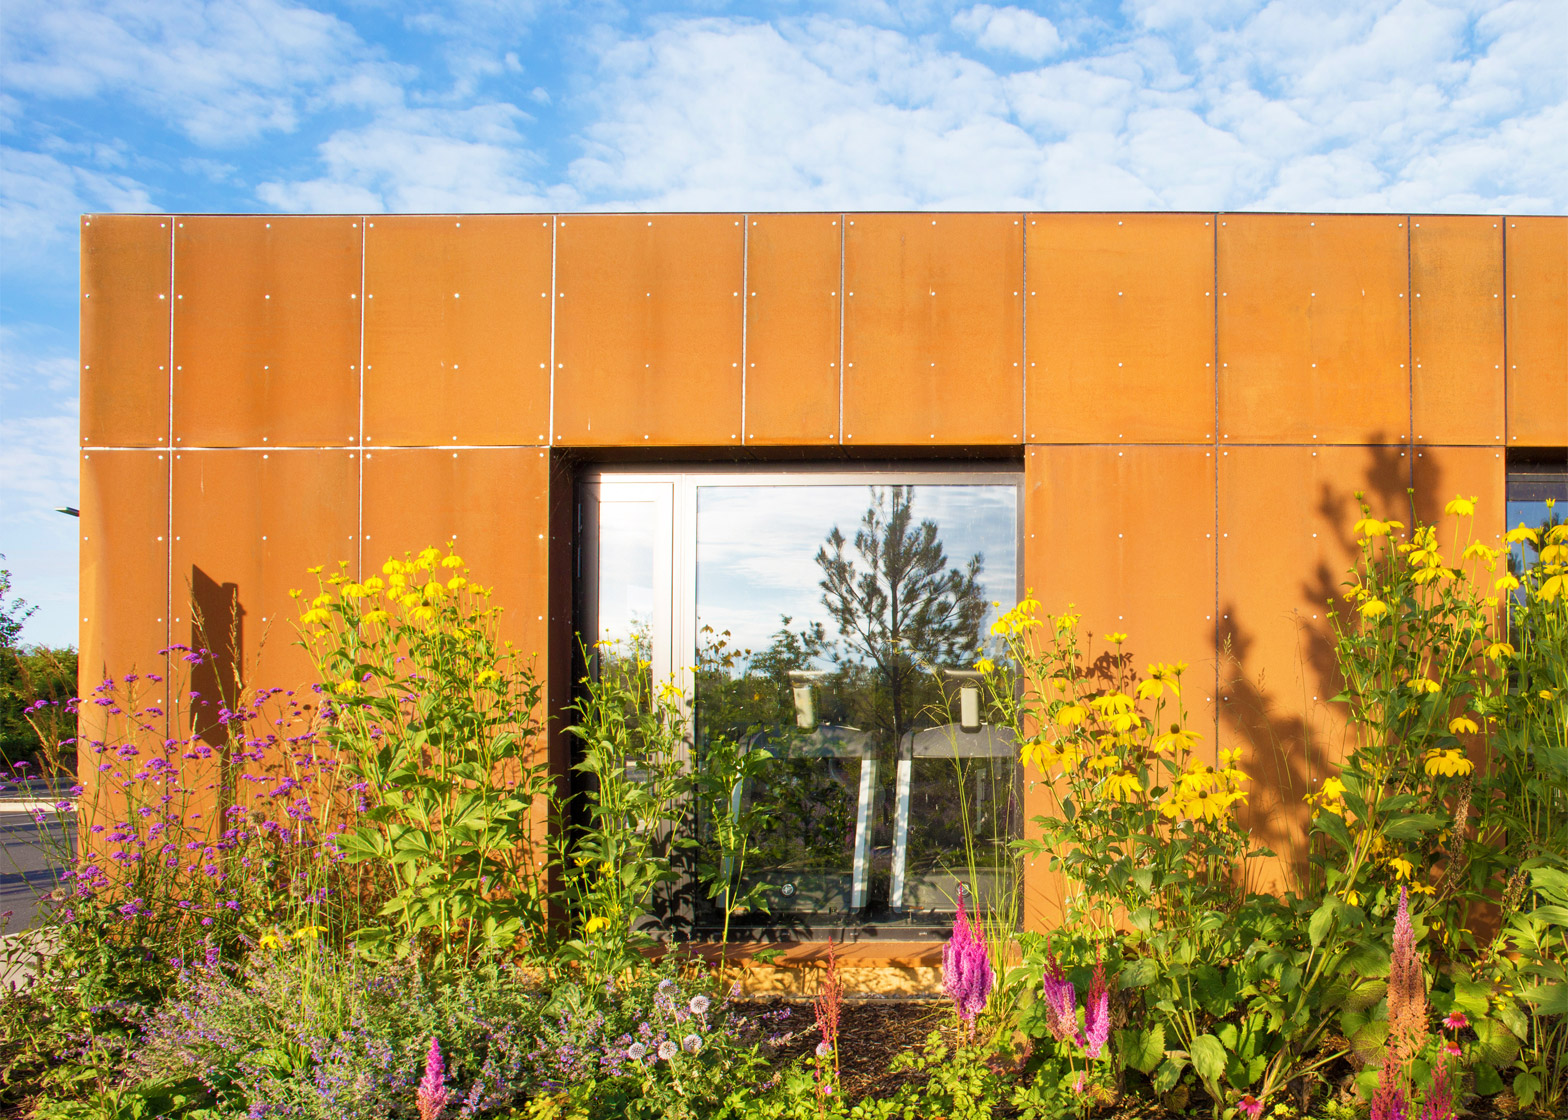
left=1, top=0, right=1565, bottom=647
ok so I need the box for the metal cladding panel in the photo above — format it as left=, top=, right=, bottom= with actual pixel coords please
left=363, top=215, right=553, bottom=446
left=1021, top=445, right=1216, bottom=929
left=1506, top=217, right=1568, bottom=446
left=1411, top=447, right=1507, bottom=548
left=170, top=450, right=359, bottom=700
left=553, top=214, right=744, bottom=447
left=1410, top=216, right=1506, bottom=446
left=80, top=216, right=173, bottom=448
left=361, top=448, right=550, bottom=664
left=1217, top=444, right=1410, bottom=890
left=1217, top=214, right=1410, bottom=444
left=79, top=450, right=169, bottom=689
left=172, top=216, right=363, bottom=448
left=743, top=214, right=843, bottom=446
left=1025, top=213, right=1216, bottom=444
left=843, top=213, right=1023, bottom=445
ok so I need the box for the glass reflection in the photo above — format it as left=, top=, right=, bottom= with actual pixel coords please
left=694, top=483, right=1019, bottom=934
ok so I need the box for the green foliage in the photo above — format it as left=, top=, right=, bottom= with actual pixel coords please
left=301, top=547, right=554, bottom=966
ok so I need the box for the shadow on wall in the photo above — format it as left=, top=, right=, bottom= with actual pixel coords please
left=188, top=567, right=244, bottom=751
left=1221, top=441, right=1415, bottom=896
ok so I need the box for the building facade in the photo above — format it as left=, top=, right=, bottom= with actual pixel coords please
left=78, top=211, right=1567, bottom=945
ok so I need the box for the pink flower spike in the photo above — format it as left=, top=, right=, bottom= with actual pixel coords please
left=1238, top=1095, right=1263, bottom=1120
left=1040, top=954, right=1078, bottom=1043
left=1442, top=1011, right=1468, bottom=1031
left=1079, top=958, right=1110, bottom=1059
left=417, top=1036, right=448, bottom=1120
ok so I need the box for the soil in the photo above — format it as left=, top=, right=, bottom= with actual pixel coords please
left=744, top=998, right=1548, bottom=1119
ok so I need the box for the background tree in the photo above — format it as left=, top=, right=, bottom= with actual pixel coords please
left=815, top=486, right=987, bottom=743
left=0, top=561, right=78, bottom=777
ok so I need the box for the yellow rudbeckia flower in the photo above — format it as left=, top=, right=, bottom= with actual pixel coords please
left=1448, top=716, right=1479, bottom=735
left=1425, top=748, right=1474, bottom=778
left=1444, top=496, right=1477, bottom=518
left=1360, top=599, right=1390, bottom=619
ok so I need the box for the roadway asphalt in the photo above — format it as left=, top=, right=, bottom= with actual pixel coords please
left=0, top=800, right=73, bottom=991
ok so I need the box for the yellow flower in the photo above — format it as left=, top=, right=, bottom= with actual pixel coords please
left=423, top=580, right=446, bottom=601
left=1089, top=692, right=1137, bottom=732
left=295, top=924, right=326, bottom=941
left=363, top=609, right=390, bottom=626
left=1360, top=599, right=1390, bottom=619
left=1136, top=678, right=1166, bottom=701
left=1485, top=641, right=1515, bottom=663
left=311, top=593, right=332, bottom=608
left=441, top=553, right=465, bottom=569
left=1425, top=748, right=1474, bottom=778
left=1055, top=702, right=1089, bottom=727
left=584, top=915, right=610, bottom=935
left=1463, top=542, right=1499, bottom=567
left=1541, top=690, right=1555, bottom=701
left=1541, top=573, right=1566, bottom=603
left=1448, top=716, right=1479, bottom=735
left=307, top=565, right=324, bottom=575
left=1445, top=495, right=1477, bottom=518
left=1542, top=543, right=1568, bottom=564
left=1388, top=857, right=1415, bottom=881
left=1101, top=771, right=1142, bottom=802
left=1154, top=724, right=1201, bottom=754
left=1410, top=882, right=1436, bottom=896
left=1494, top=574, right=1521, bottom=593
left=288, top=588, right=302, bottom=600
left=476, top=668, right=500, bottom=685
left=299, top=608, right=330, bottom=625
left=1505, top=524, right=1540, bottom=545
left=1106, top=632, right=1128, bottom=645
left=343, top=582, right=366, bottom=599
left=259, top=931, right=288, bottom=950
left=334, top=680, right=355, bottom=695
left=974, top=657, right=995, bottom=674
left=1344, top=889, right=1363, bottom=907
left=447, top=576, right=467, bottom=591
left=1354, top=516, right=1404, bottom=538
left=1408, top=677, right=1441, bottom=694
left=1321, top=776, right=1346, bottom=800
left=410, top=605, right=436, bottom=622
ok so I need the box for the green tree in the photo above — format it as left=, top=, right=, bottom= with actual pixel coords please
left=0, top=560, right=35, bottom=650
left=815, top=485, right=987, bottom=741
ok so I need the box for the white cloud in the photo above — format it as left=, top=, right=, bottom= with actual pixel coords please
left=952, top=5, right=1063, bottom=61
left=0, top=146, right=155, bottom=273
left=257, top=103, right=569, bottom=212
left=0, top=334, right=79, bottom=648
left=1, top=0, right=369, bottom=146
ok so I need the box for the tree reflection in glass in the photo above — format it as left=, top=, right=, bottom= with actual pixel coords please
left=694, top=483, right=1019, bottom=935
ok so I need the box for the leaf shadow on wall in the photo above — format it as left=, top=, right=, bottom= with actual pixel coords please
left=1219, top=441, right=1412, bottom=896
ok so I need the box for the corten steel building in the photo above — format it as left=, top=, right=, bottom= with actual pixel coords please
left=78, top=212, right=1567, bottom=961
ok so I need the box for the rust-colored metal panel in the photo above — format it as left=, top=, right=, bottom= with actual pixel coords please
left=1218, top=215, right=1410, bottom=444
left=1412, top=447, right=1506, bottom=547
left=80, top=215, right=172, bottom=448
left=363, top=215, right=553, bottom=446
left=1506, top=217, right=1568, bottom=446
left=1217, top=444, right=1410, bottom=891
left=1410, top=216, right=1505, bottom=445
left=1020, top=444, right=1216, bottom=931
left=172, top=216, right=362, bottom=448
left=744, top=214, right=842, bottom=445
left=361, top=448, right=549, bottom=664
left=1026, top=214, right=1215, bottom=444
left=171, top=450, right=359, bottom=701
left=554, top=214, right=744, bottom=446
left=843, top=213, right=1023, bottom=445
left=79, top=450, right=169, bottom=688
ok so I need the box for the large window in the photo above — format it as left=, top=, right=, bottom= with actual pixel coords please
left=578, top=468, right=1021, bottom=937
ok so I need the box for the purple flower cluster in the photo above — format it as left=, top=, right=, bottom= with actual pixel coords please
left=1040, top=952, right=1110, bottom=1059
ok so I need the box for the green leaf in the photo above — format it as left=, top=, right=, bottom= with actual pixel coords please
left=1309, top=897, right=1341, bottom=948
left=1120, top=1024, right=1165, bottom=1075
left=1380, top=813, right=1447, bottom=841
left=1473, top=1063, right=1503, bottom=1096
left=1519, top=980, right=1568, bottom=1016
left=1513, top=1071, right=1542, bottom=1108
left=1153, top=1056, right=1186, bottom=1094
left=1117, top=957, right=1158, bottom=990
left=1190, top=1034, right=1227, bottom=1088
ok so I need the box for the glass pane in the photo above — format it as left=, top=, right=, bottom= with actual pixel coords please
left=598, top=498, right=656, bottom=684
left=693, top=482, right=1019, bottom=935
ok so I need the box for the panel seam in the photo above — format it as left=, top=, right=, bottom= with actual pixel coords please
left=549, top=215, right=558, bottom=450
left=166, top=216, right=176, bottom=733
left=1406, top=216, right=1414, bottom=499
left=358, top=216, right=366, bottom=581
left=741, top=213, right=749, bottom=448
left=839, top=214, right=846, bottom=446
left=1212, top=211, right=1221, bottom=769
left=1020, top=212, right=1027, bottom=448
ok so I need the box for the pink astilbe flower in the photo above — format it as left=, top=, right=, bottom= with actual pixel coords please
left=417, top=1036, right=448, bottom=1120
left=1388, top=887, right=1428, bottom=1066
left=1370, top=1077, right=1409, bottom=1120
left=1078, top=958, right=1110, bottom=1059
left=1040, top=953, right=1078, bottom=1043
left=1421, top=1061, right=1455, bottom=1120
left=942, top=888, right=993, bottom=1032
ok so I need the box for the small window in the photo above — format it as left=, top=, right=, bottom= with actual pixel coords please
left=1506, top=458, right=1568, bottom=577
left=578, top=467, right=1022, bottom=938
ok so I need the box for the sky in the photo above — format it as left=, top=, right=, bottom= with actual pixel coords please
left=1, top=0, right=1565, bottom=648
